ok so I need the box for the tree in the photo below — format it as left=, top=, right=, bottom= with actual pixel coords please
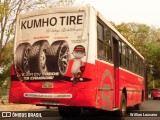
left=45, top=0, right=77, bottom=7
left=58, top=0, right=75, bottom=6
left=0, top=40, right=13, bottom=97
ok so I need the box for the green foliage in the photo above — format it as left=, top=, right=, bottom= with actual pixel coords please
left=0, top=2, right=9, bottom=21
left=1, top=40, right=13, bottom=67
left=146, top=42, right=160, bottom=79
left=0, top=40, right=13, bottom=96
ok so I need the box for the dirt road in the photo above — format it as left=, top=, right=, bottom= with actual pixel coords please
left=0, top=96, right=46, bottom=111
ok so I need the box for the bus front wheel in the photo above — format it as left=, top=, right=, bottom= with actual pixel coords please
left=58, top=106, right=81, bottom=118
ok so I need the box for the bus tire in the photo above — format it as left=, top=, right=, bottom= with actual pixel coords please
left=58, top=106, right=81, bottom=118
left=46, top=40, right=70, bottom=76
left=29, top=40, right=50, bottom=73
left=15, top=43, right=31, bottom=73
left=134, top=104, right=141, bottom=110
left=153, top=97, right=157, bottom=100
left=120, top=93, right=127, bottom=117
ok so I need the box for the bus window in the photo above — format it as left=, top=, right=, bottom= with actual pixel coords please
left=128, top=49, right=131, bottom=70
left=135, top=55, right=138, bottom=74
left=125, top=46, right=129, bottom=69
left=139, top=59, right=142, bottom=75
left=132, top=53, right=135, bottom=72
left=97, top=22, right=111, bottom=62
left=104, top=27, right=112, bottom=62
left=104, top=27, right=111, bottom=44
left=121, top=42, right=126, bottom=68
left=98, top=40, right=107, bottom=61
left=97, top=23, right=103, bottom=41
left=109, top=44, right=112, bottom=62
left=119, top=41, right=122, bottom=66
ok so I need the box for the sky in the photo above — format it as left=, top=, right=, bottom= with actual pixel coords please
left=78, top=0, right=160, bottom=28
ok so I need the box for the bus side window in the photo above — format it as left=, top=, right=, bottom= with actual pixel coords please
left=135, top=55, right=138, bottom=74
left=121, top=42, right=126, bottom=68
left=97, top=22, right=106, bottom=61
left=119, top=41, right=122, bottom=66
left=104, top=27, right=111, bottom=44
left=98, top=40, right=107, bottom=61
left=132, top=53, right=135, bottom=72
left=104, top=27, right=111, bottom=62
left=125, top=46, right=129, bottom=69
left=128, top=49, right=131, bottom=70
left=97, top=22, right=103, bottom=41
left=97, top=21, right=112, bottom=62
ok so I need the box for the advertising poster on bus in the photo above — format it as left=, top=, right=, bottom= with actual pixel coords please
left=14, top=11, right=88, bottom=82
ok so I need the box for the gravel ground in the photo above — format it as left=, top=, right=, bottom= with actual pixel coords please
left=0, top=104, right=46, bottom=111
left=0, top=96, right=46, bottom=111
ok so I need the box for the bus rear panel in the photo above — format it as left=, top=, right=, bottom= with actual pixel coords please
left=10, top=7, right=97, bottom=108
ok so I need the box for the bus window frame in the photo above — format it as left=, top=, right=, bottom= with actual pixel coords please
left=97, top=18, right=112, bottom=63
left=97, top=17, right=145, bottom=77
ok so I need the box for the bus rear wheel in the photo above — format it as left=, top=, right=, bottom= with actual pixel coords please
left=58, top=106, right=81, bottom=118
left=134, top=104, right=141, bottom=110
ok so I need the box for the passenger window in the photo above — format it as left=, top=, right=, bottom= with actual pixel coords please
left=104, top=27, right=111, bottom=44
left=97, top=23, right=103, bottom=41
left=97, top=21, right=112, bottom=62
left=98, top=40, right=107, bottom=61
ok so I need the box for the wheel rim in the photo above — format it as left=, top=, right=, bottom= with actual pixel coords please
left=58, top=45, right=69, bottom=75
left=23, top=48, right=30, bottom=73
left=40, top=49, right=47, bottom=72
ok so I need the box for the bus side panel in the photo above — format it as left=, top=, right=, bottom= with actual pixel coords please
left=95, top=60, right=114, bottom=111
left=119, top=68, right=144, bottom=107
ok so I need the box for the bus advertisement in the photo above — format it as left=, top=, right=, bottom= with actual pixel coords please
left=9, top=6, right=147, bottom=117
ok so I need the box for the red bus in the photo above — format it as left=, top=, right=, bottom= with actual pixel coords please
left=9, top=6, right=147, bottom=117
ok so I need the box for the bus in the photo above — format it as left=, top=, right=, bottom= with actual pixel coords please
left=9, top=6, right=147, bottom=117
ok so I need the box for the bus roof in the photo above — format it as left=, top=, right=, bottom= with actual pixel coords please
left=19, top=6, right=88, bottom=19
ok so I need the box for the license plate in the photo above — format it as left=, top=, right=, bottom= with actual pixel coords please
left=42, top=82, right=54, bottom=88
